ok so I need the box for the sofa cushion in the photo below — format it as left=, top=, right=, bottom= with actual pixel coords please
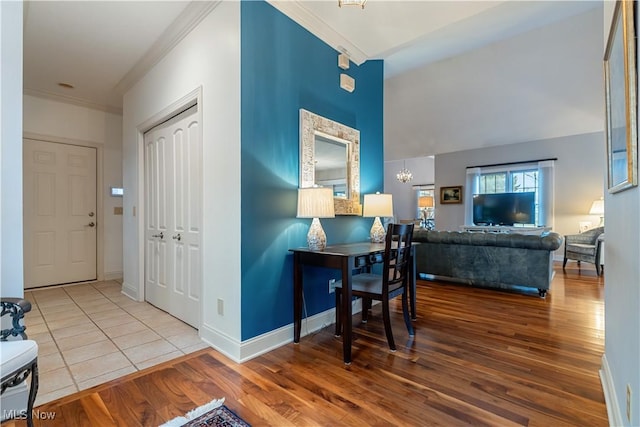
left=412, top=229, right=562, bottom=251
left=567, top=243, right=597, bottom=255
left=1, top=340, right=38, bottom=377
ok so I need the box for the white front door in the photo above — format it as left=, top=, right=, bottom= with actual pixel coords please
left=144, top=105, right=201, bottom=328
left=23, top=139, right=97, bottom=288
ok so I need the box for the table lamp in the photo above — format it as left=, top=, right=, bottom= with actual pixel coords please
left=297, top=187, right=335, bottom=251
left=418, top=195, right=434, bottom=229
left=363, top=193, right=393, bottom=243
left=589, top=198, right=604, bottom=226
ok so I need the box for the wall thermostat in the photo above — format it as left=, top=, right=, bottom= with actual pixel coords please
left=110, top=187, right=124, bottom=197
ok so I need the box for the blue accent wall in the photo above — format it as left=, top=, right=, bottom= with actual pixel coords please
left=240, top=1, right=384, bottom=340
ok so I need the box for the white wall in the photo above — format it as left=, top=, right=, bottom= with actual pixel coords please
left=384, top=156, right=434, bottom=222
left=434, top=131, right=604, bottom=242
left=0, top=1, right=24, bottom=297
left=122, top=2, right=242, bottom=359
left=384, top=6, right=603, bottom=161
left=600, top=3, right=640, bottom=427
left=23, top=95, right=123, bottom=279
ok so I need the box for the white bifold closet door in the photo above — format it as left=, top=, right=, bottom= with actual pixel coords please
left=144, top=104, right=201, bottom=328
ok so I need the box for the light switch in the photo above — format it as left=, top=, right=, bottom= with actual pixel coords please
left=114, top=207, right=123, bottom=215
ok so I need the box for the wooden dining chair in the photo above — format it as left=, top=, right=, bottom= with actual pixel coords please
left=334, top=223, right=415, bottom=351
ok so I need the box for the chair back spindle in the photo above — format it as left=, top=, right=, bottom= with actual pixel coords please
left=384, top=223, right=414, bottom=295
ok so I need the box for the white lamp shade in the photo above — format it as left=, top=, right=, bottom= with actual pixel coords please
left=297, top=187, right=335, bottom=219
left=418, top=196, right=434, bottom=208
left=589, top=199, right=604, bottom=216
left=363, top=193, right=393, bottom=218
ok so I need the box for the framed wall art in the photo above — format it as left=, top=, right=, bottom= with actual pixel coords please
left=604, top=0, right=638, bottom=193
left=440, top=186, right=463, bottom=204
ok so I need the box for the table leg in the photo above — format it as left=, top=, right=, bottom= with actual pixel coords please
left=341, top=258, right=352, bottom=364
left=293, top=252, right=302, bottom=343
left=410, top=247, right=417, bottom=320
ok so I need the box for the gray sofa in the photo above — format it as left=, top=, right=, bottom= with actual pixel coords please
left=412, top=229, right=563, bottom=297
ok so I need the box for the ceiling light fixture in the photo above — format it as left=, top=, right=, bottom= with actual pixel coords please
left=338, top=0, right=366, bottom=9
left=396, top=161, right=413, bottom=184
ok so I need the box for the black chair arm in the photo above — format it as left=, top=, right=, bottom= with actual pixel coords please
left=1, top=298, right=32, bottom=341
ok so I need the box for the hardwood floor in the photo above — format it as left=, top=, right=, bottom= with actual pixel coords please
left=11, top=263, right=607, bottom=426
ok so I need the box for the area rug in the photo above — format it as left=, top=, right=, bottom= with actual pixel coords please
left=160, top=398, right=250, bottom=427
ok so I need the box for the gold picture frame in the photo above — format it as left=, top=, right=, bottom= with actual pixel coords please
left=604, top=0, right=638, bottom=193
left=440, top=186, right=463, bottom=204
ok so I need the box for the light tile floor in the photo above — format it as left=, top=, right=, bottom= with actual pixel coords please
left=24, top=280, right=208, bottom=406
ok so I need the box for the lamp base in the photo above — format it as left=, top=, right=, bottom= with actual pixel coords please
left=370, top=217, right=386, bottom=243
left=307, top=218, right=327, bottom=251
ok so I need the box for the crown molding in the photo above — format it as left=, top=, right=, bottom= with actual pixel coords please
left=267, top=0, right=368, bottom=65
left=24, top=88, right=123, bottom=115
left=114, top=1, right=221, bottom=97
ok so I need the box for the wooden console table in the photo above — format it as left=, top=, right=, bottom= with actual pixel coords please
left=290, top=242, right=417, bottom=364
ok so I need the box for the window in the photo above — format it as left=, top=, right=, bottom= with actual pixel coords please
left=478, top=172, right=506, bottom=194
left=413, top=184, right=435, bottom=229
left=478, top=170, right=538, bottom=194
left=465, top=161, right=555, bottom=227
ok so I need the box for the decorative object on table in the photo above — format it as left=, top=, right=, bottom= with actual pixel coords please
left=589, top=198, right=605, bottom=226
left=160, top=398, right=250, bottom=427
left=440, top=186, right=463, bottom=204
left=363, top=192, right=393, bottom=243
left=604, top=0, right=637, bottom=194
left=334, top=223, right=415, bottom=351
left=297, top=187, right=335, bottom=251
left=578, top=221, right=592, bottom=233
left=563, top=226, right=605, bottom=276
left=418, top=195, right=434, bottom=229
left=396, top=161, right=413, bottom=184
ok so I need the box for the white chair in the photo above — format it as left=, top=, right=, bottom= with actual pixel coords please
left=1, top=298, right=39, bottom=427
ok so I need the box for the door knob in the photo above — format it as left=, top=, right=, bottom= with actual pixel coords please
left=152, top=232, right=164, bottom=239
left=88, top=212, right=95, bottom=217
left=172, top=234, right=182, bottom=242
left=87, top=222, right=95, bottom=227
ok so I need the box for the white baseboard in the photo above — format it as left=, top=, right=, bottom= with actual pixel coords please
left=199, top=324, right=242, bottom=362
left=600, top=353, right=624, bottom=426
left=104, top=271, right=123, bottom=281
left=121, top=281, right=139, bottom=301
left=199, top=299, right=363, bottom=363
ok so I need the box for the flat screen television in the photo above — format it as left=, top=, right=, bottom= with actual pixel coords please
left=472, top=192, right=536, bottom=226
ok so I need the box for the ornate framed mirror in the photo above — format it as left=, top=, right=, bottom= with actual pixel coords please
left=299, top=109, right=361, bottom=215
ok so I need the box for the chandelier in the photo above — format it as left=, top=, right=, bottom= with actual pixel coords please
left=396, top=161, right=413, bottom=184
left=338, top=0, right=366, bottom=8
